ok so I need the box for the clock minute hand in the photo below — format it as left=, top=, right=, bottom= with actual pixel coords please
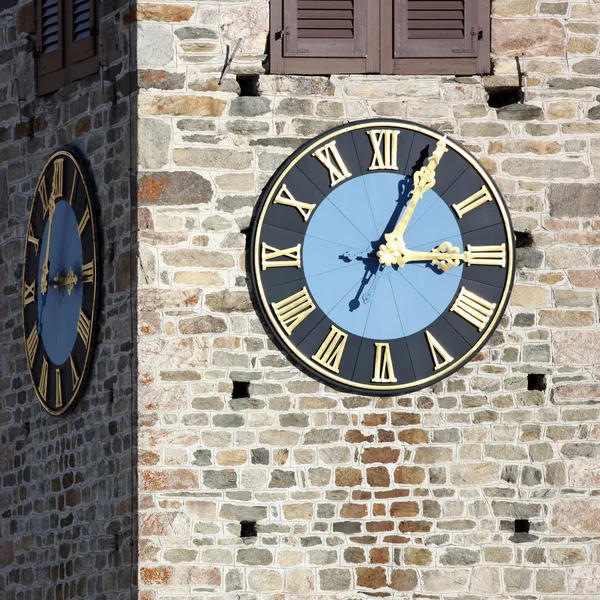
left=384, top=136, right=448, bottom=246
left=40, top=196, right=57, bottom=295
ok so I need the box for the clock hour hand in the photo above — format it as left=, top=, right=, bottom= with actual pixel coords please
left=378, top=241, right=463, bottom=271
left=53, top=267, right=79, bottom=295
left=381, top=137, right=448, bottom=261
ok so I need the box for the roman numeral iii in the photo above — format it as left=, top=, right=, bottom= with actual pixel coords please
left=452, top=186, right=492, bottom=218
left=372, top=343, right=397, bottom=383
left=313, top=141, right=352, bottom=187
left=261, top=243, right=301, bottom=269
left=367, top=129, right=399, bottom=171
left=273, top=184, right=316, bottom=222
left=425, top=331, right=453, bottom=371
left=450, top=287, right=496, bottom=331
left=82, top=261, right=94, bottom=284
left=272, top=287, right=316, bottom=335
left=312, top=326, right=348, bottom=373
left=464, top=244, right=506, bottom=268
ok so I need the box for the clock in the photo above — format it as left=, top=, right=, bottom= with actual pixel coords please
left=250, top=119, right=515, bottom=396
left=22, top=150, right=99, bottom=415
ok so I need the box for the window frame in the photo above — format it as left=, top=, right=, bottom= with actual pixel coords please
left=270, top=0, right=491, bottom=76
left=36, top=0, right=100, bottom=96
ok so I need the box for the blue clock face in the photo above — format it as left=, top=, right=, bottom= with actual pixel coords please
left=251, top=119, right=515, bottom=395
left=23, top=151, right=98, bottom=415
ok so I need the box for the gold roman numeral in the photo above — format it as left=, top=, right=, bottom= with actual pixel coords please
left=372, top=343, right=397, bottom=383
left=39, top=178, right=50, bottom=218
left=272, top=287, right=316, bottom=335
left=69, top=171, right=78, bottom=205
left=77, top=310, right=91, bottom=346
left=82, top=261, right=94, bottom=284
left=273, top=184, right=316, bottom=222
left=39, top=358, right=48, bottom=401
left=425, top=331, right=453, bottom=371
left=464, top=244, right=506, bottom=268
left=70, top=355, right=80, bottom=389
left=24, top=280, right=36, bottom=306
left=312, top=325, right=348, bottom=373
left=261, top=242, right=301, bottom=270
left=450, top=287, right=496, bottom=331
left=78, top=206, right=90, bottom=236
left=367, top=129, right=400, bottom=171
left=452, top=186, right=493, bottom=218
left=26, top=326, right=39, bottom=365
left=51, top=158, right=64, bottom=201
left=55, top=369, right=63, bottom=408
left=28, top=224, right=40, bottom=254
left=312, top=141, right=352, bottom=187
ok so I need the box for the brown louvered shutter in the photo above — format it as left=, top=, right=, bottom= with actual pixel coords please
left=270, top=0, right=378, bottom=73
left=284, top=0, right=366, bottom=57
left=386, top=0, right=490, bottom=74
left=67, top=0, right=96, bottom=61
left=36, top=0, right=67, bottom=93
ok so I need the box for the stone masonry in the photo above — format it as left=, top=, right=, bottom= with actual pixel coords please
left=0, top=1, right=136, bottom=599
left=136, top=0, right=600, bottom=598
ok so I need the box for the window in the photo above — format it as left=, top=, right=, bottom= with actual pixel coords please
left=269, top=0, right=490, bottom=75
left=36, top=0, right=99, bottom=95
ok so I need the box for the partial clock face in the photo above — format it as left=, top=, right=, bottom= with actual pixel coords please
left=251, top=119, right=515, bottom=395
left=22, top=150, right=99, bottom=415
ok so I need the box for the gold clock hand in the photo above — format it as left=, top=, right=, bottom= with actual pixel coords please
left=53, top=267, right=79, bottom=295
left=381, top=136, right=448, bottom=257
left=377, top=241, right=464, bottom=271
left=40, top=196, right=57, bottom=295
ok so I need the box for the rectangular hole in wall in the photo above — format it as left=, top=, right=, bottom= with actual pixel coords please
left=232, top=381, right=250, bottom=399
left=527, top=374, right=546, bottom=391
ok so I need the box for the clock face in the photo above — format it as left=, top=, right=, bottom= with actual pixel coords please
left=22, top=150, right=99, bottom=415
left=250, top=119, right=515, bottom=396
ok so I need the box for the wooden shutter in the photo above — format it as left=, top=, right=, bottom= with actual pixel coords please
left=385, top=0, right=490, bottom=74
left=36, top=0, right=67, bottom=93
left=68, top=0, right=96, bottom=60
left=270, top=0, right=378, bottom=74
left=66, top=0, right=99, bottom=81
left=284, top=0, right=367, bottom=57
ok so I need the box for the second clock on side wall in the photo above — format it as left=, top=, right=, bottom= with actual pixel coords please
left=22, top=150, right=99, bottom=415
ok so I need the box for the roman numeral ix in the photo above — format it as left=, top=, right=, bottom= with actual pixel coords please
left=261, top=243, right=301, bottom=270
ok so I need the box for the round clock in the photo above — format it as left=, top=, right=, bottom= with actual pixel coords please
left=22, top=150, right=99, bottom=415
left=250, top=119, right=515, bottom=396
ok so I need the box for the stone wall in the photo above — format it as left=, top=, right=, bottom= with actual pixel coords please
left=136, top=0, right=600, bottom=598
left=0, top=1, right=136, bottom=599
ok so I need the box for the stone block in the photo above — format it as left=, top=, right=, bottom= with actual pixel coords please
left=492, top=18, right=565, bottom=56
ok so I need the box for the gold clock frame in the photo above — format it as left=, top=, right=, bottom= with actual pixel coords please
left=22, top=149, right=99, bottom=415
left=252, top=120, right=515, bottom=393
